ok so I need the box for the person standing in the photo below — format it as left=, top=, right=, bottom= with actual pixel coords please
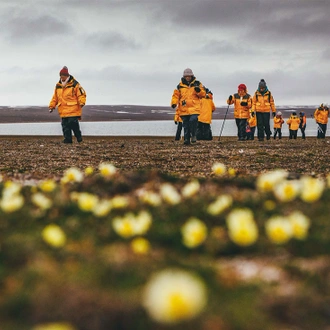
left=247, top=110, right=257, bottom=140
left=273, top=111, right=284, bottom=140
left=287, top=112, right=300, bottom=139
left=49, top=66, right=86, bottom=144
left=299, top=111, right=307, bottom=139
left=314, top=104, right=329, bottom=139
left=174, top=110, right=183, bottom=141
left=252, top=79, right=276, bottom=141
left=171, top=68, right=205, bottom=145
left=227, top=84, right=252, bottom=141
left=197, top=88, right=216, bottom=140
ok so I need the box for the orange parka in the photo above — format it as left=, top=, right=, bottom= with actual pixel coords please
left=287, top=115, right=300, bottom=130
left=248, top=111, right=257, bottom=128
left=314, top=106, right=329, bottom=125
left=227, top=92, right=252, bottom=119
left=171, top=77, right=206, bottom=117
left=49, top=75, right=86, bottom=118
left=274, top=116, right=284, bottom=128
left=252, top=90, right=276, bottom=114
left=199, top=93, right=216, bottom=124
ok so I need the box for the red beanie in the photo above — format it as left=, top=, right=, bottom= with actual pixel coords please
left=59, top=66, right=69, bottom=76
left=238, top=84, right=246, bottom=91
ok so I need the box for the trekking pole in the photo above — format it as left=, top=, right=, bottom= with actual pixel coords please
left=218, top=104, right=230, bottom=141
left=310, top=114, right=325, bottom=135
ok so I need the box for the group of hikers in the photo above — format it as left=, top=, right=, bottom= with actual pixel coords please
left=47, top=66, right=329, bottom=144
left=170, top=68, right=329, bottom=144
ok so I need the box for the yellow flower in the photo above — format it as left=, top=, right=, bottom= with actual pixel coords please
left=38, top=179, right=57, bottom=192
left=131, top=237, right=151, bottom=255
left=138, top=190, right=162, bottom=207
left=226, top=208, right=258, bottom=246
left=111, top=195, right=129, bottom=209
left=207, top=194, right=233, bottom=216
left=228, top=168, right=236, bottom=176
left=112, top=214, right=136, bottom=238
left=159, top=183, right=181, bottom=205
left=31, top=193, right=52, bottom=210
left=0, top=194, right=24, bottom=213
left=142, top=269, right=207, bottom=324
left=212, top=162, right=226, bottom=176
left=300, top=176, right=325, bottom=203
left=77, top=192, right=99, bottom=212
left=42, top=224, right=66, bottom=248
left=61, top=167, right=84, bottom=184
left=265, top=216, right=293, bottom=244
left=92, top=199, right=112, bottom=217
left=33, top=322, right=76, bottom=330
left=99, top=162, right=117, bottom=178
left=135, top=210, right=153, bottom=235
left=181, top=217, right=208, bottom=248
left=288, top=211, right=311, bottom=240
left=181, top=180, right=200, bottom=198
left=273, top=180, right=301, bottom=202
left=2, top=181, right=22, bottom=197
left=84, top=166, right=94, bottom=176
left=256, top=170, right=288, bottom=192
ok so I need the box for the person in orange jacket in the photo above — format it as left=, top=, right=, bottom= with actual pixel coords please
left=197, top=88, right=216, bottom=140
left=173, top=110, right=183, bottom=141
left=227, top=83, right=252, bottom=141
left=287, top=112, right=300, bottom=139
left=49, top=66, right=86, bottom=143
left=171, top=68, right=206, bottom=145
left=299, top=111, right=307, bottom=139
left=251, top=79, right=276, bottom=141
left=314, top=103, right=329, bottom=139
left=273, top=111, right=284, bottom=140
left=246, top=109, right=257, bottom=140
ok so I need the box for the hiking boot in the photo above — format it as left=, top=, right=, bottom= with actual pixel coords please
left=191, top=136, right=197, bottom=143
left=183, top=140, right=190, bottom=145
left=63, top=139, right=72, bottom=144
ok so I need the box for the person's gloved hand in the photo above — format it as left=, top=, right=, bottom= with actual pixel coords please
left=49, top=108, right=54, bottom=113
left=240, top=101, right=248, bottom=106
left=251, top=112, right=255, bottom=117
left=194, top=86, right=201, bottom=93
left=174, top=121, right=178, bottom=125
left=272, top=112, right=276, bottom=117
left=228, top=95, right=233, bottom=102
left=171, top=104, right=176, bottom=109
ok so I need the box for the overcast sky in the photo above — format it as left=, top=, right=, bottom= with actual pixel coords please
left=0, top=0, right=329, bottom=107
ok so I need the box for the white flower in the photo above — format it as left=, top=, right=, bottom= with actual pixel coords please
left=159, top=183, right=181, bottom=205
left=0, top=195, right=24, bottom=213
left=256, top=170, right=288, bottom=192
left=92, top=199, right=112, bottom=217
left=38, top=179, right=57, bottom=192
left=42, top=224, right=66, bottom=248
left=181, top=217, right=208, bottom=248
left=138, top=189, right=162, bottom=207
left=99, top=162, right=117, bottom=178
left=31, top=193, right=52, bottom=210
left=142, top=269, right=207, bottom=324
left=77, top=192, right=99, bottom=212
left=181, top=180, right=200, bottom=198
left=300, top=176, right=325, bottom=203
left=288, top=211, right=311, bottom=240
left=265, top=216, right=293, bottom=244
left=273, top=180, right=301, bottom=202
left=110, top=195, right=129, bottom=209
left=207, top=194, right=233, bottom=216
left=61, top=167, right=84, bottom=183
left=212, top=163, right=226, bottom=176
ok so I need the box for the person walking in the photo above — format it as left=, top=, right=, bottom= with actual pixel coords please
left=49, top=66, right=86, bottom=143
left=246, top=110, right=257, bottom=140
left=171, top=68, right=205, bottom=145
left=227, top=84, right=252, bottom=141
left=299, top=111, right=307, bottom=139
left=287, top=112, right=300, bottom=139
left=251, top=79, right=276, bottom=141
left=197, top=88, right=216, bottom=140
left=314, top=103, right=329, bottom=139
left=273, top=111, right=284, bottom=140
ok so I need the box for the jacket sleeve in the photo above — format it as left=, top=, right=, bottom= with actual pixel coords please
left=49, top=86, right=58, bottom=109
left=196, top=83, right=206, bottom=98
left=251, top=94, right=256, bottom=111
left=227, top=95, right=234, bottom=105
left=270, top=94, right=276, bottom=113
left=171, top=89, right=180, bottom=106
left=76, top=84, right=86, bottom=106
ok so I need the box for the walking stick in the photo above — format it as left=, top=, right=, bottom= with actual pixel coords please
left=218, top=104, right=230, bottom=141
left=311, top=114, right=325, bottom=135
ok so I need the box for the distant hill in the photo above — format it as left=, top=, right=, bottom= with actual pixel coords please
left=0, top=105, right=317, bottom=123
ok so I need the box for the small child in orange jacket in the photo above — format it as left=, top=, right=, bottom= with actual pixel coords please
left=247, top=110, right=257, bottom=140
left=287, top=112, right=301, bottom=139
left=273, top=111, right=284, bottom=139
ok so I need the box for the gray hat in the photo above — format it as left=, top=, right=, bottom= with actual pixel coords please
left=258, top=79, right=267, bottom=89
left=183, top=68, right=194, bottom=76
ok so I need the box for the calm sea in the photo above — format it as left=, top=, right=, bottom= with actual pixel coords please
left=0, top=119, right=321, bottom=137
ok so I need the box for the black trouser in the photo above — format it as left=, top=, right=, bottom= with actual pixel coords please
left=175, top=122, right=183, bottom=140
left=299, top=125, right=306, bottom=139
left=196, top=122, right=213, bottom=140
left=274, top=128, right=282, bottom=139
left=256, top=112, right=271, bottom=140
left=181, top=115, right=198, bottom=144
left=247, top=126, right=256, bottom=140
left=61, top=116, right=82, bottom=143
left=235, top=118, right=247, bottom=140
left=317, top=123, right=326, bottom=138
left=289, top=129, right=298, bottom=139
